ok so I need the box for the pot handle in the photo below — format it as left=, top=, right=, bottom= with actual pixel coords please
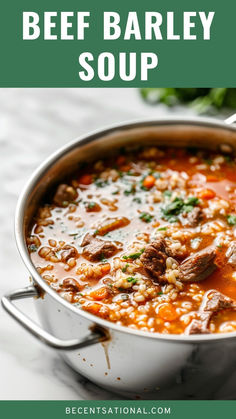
left=1, top=285, right=109, bottom=351
left=225, top=113, right=236, bottom=125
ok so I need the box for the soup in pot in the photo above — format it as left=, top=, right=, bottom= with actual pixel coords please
left=27, top=146, right=236, bottom=335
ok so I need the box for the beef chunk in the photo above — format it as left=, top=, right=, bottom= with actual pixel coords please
left=179, top=247, right=217, bottom=283
left=201, top=290, right=236, bottom=312
left=226, top=242, right=236, bottom=267
left=140, top=238, right=168, bottom=278
left=81, top=233, right=118, bottom=262
left=61, top=245, right=78, bottom=263
left=140, top=237, right=185, bottom=278
left=182, top=207, right=203, bottom=227
left=185, top=317, right=210, bottom=335
left=53, top=184, right=78, bottom=207
left=186, top=290, right=236, bottom=335
left=62, top=278, right=82, bottom=292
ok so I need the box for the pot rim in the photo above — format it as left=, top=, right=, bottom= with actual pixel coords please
left=15, top=115, right=236, bottom=344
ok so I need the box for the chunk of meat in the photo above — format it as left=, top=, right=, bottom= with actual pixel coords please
left=81, top=233, right=119, bottom=262
left=53, top=184, right=78, bottom=207
left=201, top=290, right=236, bottom=312
left=226, top=242, right=236, bottom=267
left=140, top=237, right=185, bottom=279
left=185, top=317, right=210, bottom=335
left=61, top=245, right=78, bottom=262
left=181, top=207, right=203, bottom=227
left=186, top=290, right=236, bottom=335
left=62, top=278, right=82, bottom=292
left=140, top=238, right=168, bottom=278
left=179, top=247, right=217, bottom=283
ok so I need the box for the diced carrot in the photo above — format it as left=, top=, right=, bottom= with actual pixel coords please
left=198, top=189, right=216, bottom=200
left=116, top=155, right=126, bottom=165
left=158, top=303, right=178, bottom=321
left=83, top=303, right=102, bottom=315
left=79, top=174, right=93, bottom=185
left=142, top=175, right=156, bottom=189
left=96, top=216, right=130, bottom=236
left=100, top=263, right=111, bottom=275
left=90, top=287, right=110, bottom=301
left=207, top=175, right=218, bottom=182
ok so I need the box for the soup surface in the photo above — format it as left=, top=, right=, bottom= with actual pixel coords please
left=27, top=146, right=236, bottom=334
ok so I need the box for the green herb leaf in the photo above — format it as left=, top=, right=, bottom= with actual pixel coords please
left=84, top=201, right=96, bottom=209
left=163, top=190, right=172, bottom=198
left=124, top=184, right=136, bottom=195
left=161, top=196, right=199, bottom=221
left=227, top=214, right=236, bottom=226
left=127, top=277, right=137, bottom=284
left=122, top=263, right=129, bottom=273
left=122, top=249, right=145, bottom=260
left=139, top=212, right=154, bottom=223
left=133, top=197, right=142, bottom=204
left=95, top=179, right=108, bottom=188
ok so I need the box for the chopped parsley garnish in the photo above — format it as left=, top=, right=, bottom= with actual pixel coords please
left=122, top=263, right=129, bottom=273
left=161, top=196, right=199, bottom=222
left=157, top=226, right=167, bottom=231
left=127, top=277, right=137, bottom=284
left=163, top=190, right=172, bottom=198
left=227, top=214, right=236, bottom=225
left=185, top=196, right=199, bottom=206
left=133, top=197, right=142, bottom=204
left=85, top=201, right=96, bottom=209
left=122, top=249, right=145, bottom=260
left=99, top=252, right=107, bottom=262
left=124, top=184, right=136, bottom=195
left=112, top=189, right=120, bottom=195
left=95, top=179, right=108, bottom=188
left=139, top=212, right=154, bottom=223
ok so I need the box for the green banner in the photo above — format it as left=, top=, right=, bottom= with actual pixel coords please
left=0, top=0, right=235, bottom=87
left=0, top=401, right=236, bottom=418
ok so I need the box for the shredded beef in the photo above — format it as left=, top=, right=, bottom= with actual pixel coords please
left=179, top=247, right=217, bottom=283
left=53, top=184, right=78, bottom=207
left=81, top=233, right=118, bottom=262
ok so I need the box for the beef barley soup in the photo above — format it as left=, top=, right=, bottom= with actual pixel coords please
left=27, top=146, right=236, bottom=335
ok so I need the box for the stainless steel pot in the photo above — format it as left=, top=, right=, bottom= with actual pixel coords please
left=2, top=115, right=236, bottom=400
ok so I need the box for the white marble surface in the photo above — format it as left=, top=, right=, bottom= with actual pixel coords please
left=0, top=88, right=228, bottom=400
